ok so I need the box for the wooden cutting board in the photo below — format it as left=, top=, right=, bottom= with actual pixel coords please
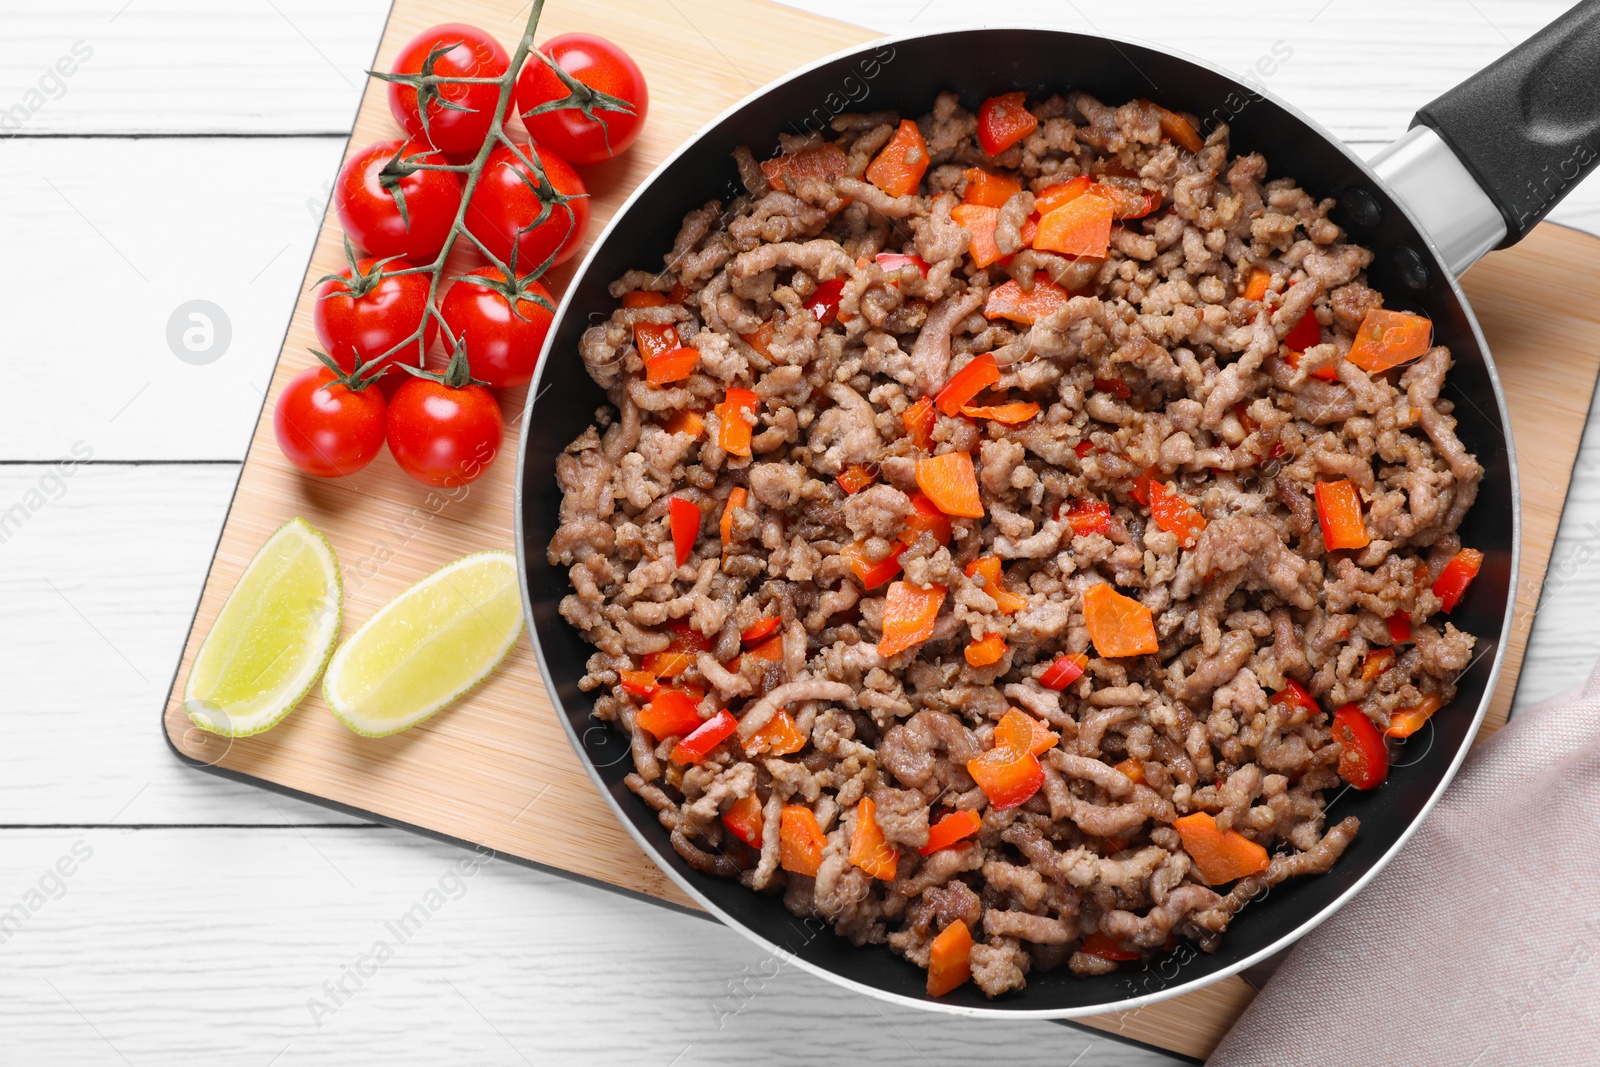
left=159, top=0, right=1600, bottom=1058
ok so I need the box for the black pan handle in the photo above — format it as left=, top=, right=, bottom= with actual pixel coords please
left=1412, top=0, right=1600, bottom=248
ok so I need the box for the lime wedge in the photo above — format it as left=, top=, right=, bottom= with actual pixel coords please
left=322, top=551, right=523, bottom=737
left=184, top=517, right=342, bottom=737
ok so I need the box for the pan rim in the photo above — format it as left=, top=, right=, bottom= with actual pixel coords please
left=513, top=22, right=1520, bottom=1020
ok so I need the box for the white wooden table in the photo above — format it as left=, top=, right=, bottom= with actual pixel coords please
left=7, top=2, right=1599, bottom=1063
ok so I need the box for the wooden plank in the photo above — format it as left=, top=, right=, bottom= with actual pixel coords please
left=150, top=0, right=1600, bottom=1058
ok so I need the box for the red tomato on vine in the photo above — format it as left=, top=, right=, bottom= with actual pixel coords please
left=439, top=266, right=555, bottom=390
left=514, top=33, right=648, bottom=166
left=335, top=138, right=462, bottom=263
left=312, top=239, right=440, bottom=394
left=385, top=345, right=504, bottom=487
left=384, top=23, right=511, bottom=159
left=466, top=140, right=590, bottom=271
left=274, top=352, right=389, bottom=478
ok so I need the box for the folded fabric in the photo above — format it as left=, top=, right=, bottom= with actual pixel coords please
left=1208, top=658, right=1600, bottom=1066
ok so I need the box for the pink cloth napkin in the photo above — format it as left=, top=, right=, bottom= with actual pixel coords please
left=1208, top=658, right=1600, bottom=1066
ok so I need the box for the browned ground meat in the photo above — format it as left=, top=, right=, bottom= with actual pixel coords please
left=551, top=91, right=1478, bottom=996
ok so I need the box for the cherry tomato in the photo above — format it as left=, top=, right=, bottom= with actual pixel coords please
left=439, top=266, right=554, bottom=389
left=335, top=138, right=463, bottom=262
left=273, top=362, right=387, bottom=478
left=386, top=361, right=504, bottom=488
left=387, top=23, right=511, bottom=159
left=514, top=33, right=648, bottom=166
left=312, top=250, right=440, bottom=394
left=466, top=141, right=589, bottom=271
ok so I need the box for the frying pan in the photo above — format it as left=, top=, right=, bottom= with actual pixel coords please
left=516, top=5, right=1600, bottom=1018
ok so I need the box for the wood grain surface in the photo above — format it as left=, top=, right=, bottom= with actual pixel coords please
left=147, top=0, right=1600, bottom=1059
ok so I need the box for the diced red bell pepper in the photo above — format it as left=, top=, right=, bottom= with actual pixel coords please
left=934, top=353, right=1001, bottom=416
left=720, top=486, right=747, bottom=551
left=1148, top=481, right=1207, bottom=548
left=779, top=805, right=828, bottom=876
left=671, top=709, right=738, bottom=765
left=1270, top=679, right=1321, bottom=717
left=805, top=277, right=847, bottom=326
left=1078, top=930, right=1140, bottom=962
left=902, top=491, right=954, bottom=547
left=1093, top=375, right=1132, bottom=399
left=865, top=119, right=930, bottom=199
left=1284, top=308, right=1322, bottom=352
left=903, top=395, right=936, bottom=451
left=1075, top=440, right=1096, bottom=459
left=722, top=793, right=764, bottom=848
left=1315, top=478, right=1370, bottom=551
left=760, top=142, right=848, bottom=192
left=976, top=91, right=1038, bottom=156
left=745, top=633, right=785, bottom=663
left=633, top=321, right=679, bottom=363
left=617, top=669, right=658, bottom=698
left=741, top=319, right=776, bottom=358
left=964, top=632, right=1008, bottom=667
left=1139, top=99, right=1204, bottom=153
left=959, top=401, right=1039, bottom=424
left=920, top=809, right=982, bottom=855
left=640, top=619, right=713, bottom=678
left=874, top=252, right=931, bottom=277
left=740, top=616, right=781, bottom=646
left=1433, top=548, right=1483, bottom=613
left=1386, top=694, right=1444, bottom=739
left=743, top=709, right=807, bottom=757
left=1387, top=612, right=1412, bottom=644
left=1131, top=465, right=1159, bottom=507
left=645, top=347, right=700, bottom=386
left=984, top=278, right=1072, bottom=325
left=1091, top=179, right=1161, bottom=220
left=1361, top=647, right=1396, bottom=683
left=667, top=496, right=700, bottom=567
left=1034, top=176, right=1093, bottom=216
left=1332, top=703, right=1389, bottom=789
left=714, top=387, right=760, bottom=458
left=836, top=463, right=877, bottom=495
left=967, top=745, right=1045, bottom=810
left=877, top=581, right=947, bottom=659
left=961, top=167, right=1023, bottom=208
left=623, top=290, right=670, bottom=308
left=636, top=688, right=705, bottom=741
left=663, top=408, right=705, bottom=438
left=1061, top=499, right=1112, bottom=536
left=848, top=797, right=900, bottom=880
left=842, top=541, right=905, bottom=591
left=1039, top=652, right=1088, bottom=690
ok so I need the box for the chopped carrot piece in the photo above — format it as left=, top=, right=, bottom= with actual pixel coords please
left=967, top=745, right=1045, bottom=809
left=779, top=805, right=828, bottom=877
left=641, top=620, right=712, bottom=679
left=842, top=541, right=906, bottom=590
left=902, top=491, right=954, bottom=547
left=1148, top=481, right=1207, bottom=548
left=745, top=633, right=785, bottom=662
left=1242, top=267, right=1271, bottom=302
left=723, top=794, right=764, bottom=848
left=964, top=555, right=1026, bottom=613
left=662, top=408, right=705, bottom=438
left=921, top=810, right=982, bottom=855
left=633, top=321, right=679, bottom=363
left=1347, top=308, right=1433, bottom=373
left=934, top=353, right=1001, bottom=416
left=1079, top=930, right=1140, bottom=961
left=916, top=452, right=984, bottom=518
left=959, top=401, right=1040, bottom=424
left=836, top=463, right=877, bottom=495
left=1039, top=652, right=1087, bottom=690
left=1314, top=478, right=1370, bottom=550
left=760, top=142, right=848, bottom=192
left=719, top=487, right=747, bottom=553
left=1033, top=194, right=1113, bottom=257
left=877, top=581, right=947, bottom=658
left=926, top=919, right=975, bottom=997
left=671, top=709, right=738, bottom=765
left=962, top=167, right=1023, bottom=208
left=994, top=707, right=1058, bottom=756
left=848, top=797, right=900, bottom=880
left=874, top=252, right=931, bottom=278
left=1386, top=694, right=1444, bottom=738
left=976, top=91, right=1037, bottom=156
left=636, top=688, right=704, bottom=740
left=617, top=669, right=658, bottom=698
left=741, top=319, right=776, bottom=358
left=903, top=395, right=936, bottom=450
left=1091, top=180, right=1161, bottom=220
left=1062, top=499, right=1112, bottom=536
left=1140, top=99, right=1205, bottom=153
left=1113, top=758, right=1145, bottom=785
left=1174, top=812, right=1269, bottom=885
left=1283, top=346, right=1340, bottom=381
left=645, top=347, right=700, bottom=386
left=1083, top=584, right=1159, bottom=657
left=623, top=289, right=670, bottom=308
left=865, top=119, right=929, bottom=199
left=964, top=632, right=1008, bottom=667
left=1433, top=547, right=1483, bottom=612
left=984, top=278, right=1072, bottom=325
left=744, top=709, right=807, bottom=756
left=950, top=203, right=1005, bottom=268
left=1034, top=175, right=1094, bottom=216
left=715, top=387, right=760, bottom=458
left=667, top=496, right=700, bottom=567
left=1361, top=647, right=1395, bottom=683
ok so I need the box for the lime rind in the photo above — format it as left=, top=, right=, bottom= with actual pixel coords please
left=183, top=517, right=343, bottom=738
left=321, top=550, right=523, bottom=738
